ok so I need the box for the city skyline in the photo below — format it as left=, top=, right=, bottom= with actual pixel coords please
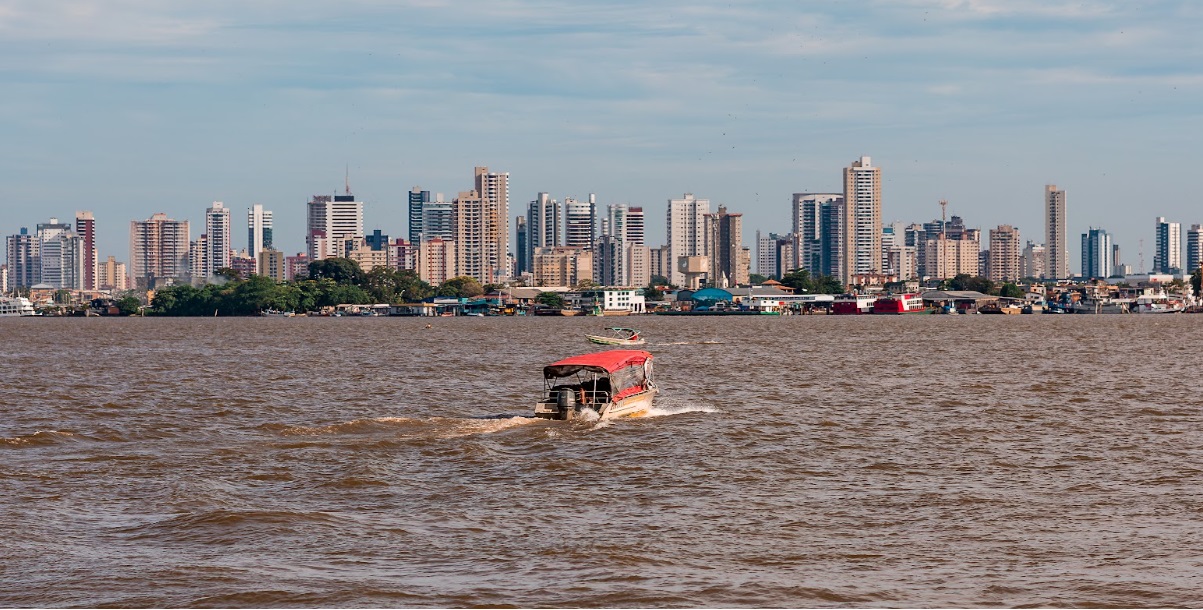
left=3, top=2, right=1202, bottom=274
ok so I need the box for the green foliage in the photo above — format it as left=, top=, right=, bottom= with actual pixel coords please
left=650, top=275, right=670, bottom=287
left=1192, top=268, right=1202, bottom=298
left=307, top=258, right=364, bottom=285
left=947, top=274, right=996, bottom=295
left=151, top=270, right=377, bottom=316
left=642, top=284, right=665, bottom=302
left=536, top=291, right=566, bottom=309
left=748, top=273, right=769, bottom=284
left=215, top=267, right=242, bottom=282
left=998, top=283, right=1025, bottom=299
left=436, top=276, right=485, bottom=298
left=114, top=294, right=141, bottom=316
left=362, top=267, right=433, bottom=303
left=779, top=269, right=845, bottom=294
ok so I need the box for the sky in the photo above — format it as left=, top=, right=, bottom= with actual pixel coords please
left=3, top=0, right=1202, bottom=274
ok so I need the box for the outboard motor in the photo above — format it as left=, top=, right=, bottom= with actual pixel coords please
left=557, top=387, right=577, bottom=419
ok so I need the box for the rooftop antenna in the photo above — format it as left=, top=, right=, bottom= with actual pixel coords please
left=345, top=164, right=350, bottom=196
left=1139, top=238, right=1144, bottom=273
left=939, top=199, right=948, bottom=236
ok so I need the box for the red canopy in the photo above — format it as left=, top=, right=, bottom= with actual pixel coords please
left=544, top=350, right=652, bottom=377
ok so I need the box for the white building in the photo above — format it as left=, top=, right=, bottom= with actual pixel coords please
left=579, top=288, right=646, bottom=314
left=247, top=204, right=273, bottom=258
left=792, top=193, right=842, bottom=275
left=564, top=195, right=596, bottom=249
left=1154, top=216, right=1182, bottom=274
left=203, top=202, right=232, bottom=278
left=1187, top=224, right=1203, bottom=274
left=307, top=194, right=364, bottom=261
left=842, top=157, right=882, bottom=285
left=525, top=192, right=561, bottom=273
left=666, top=193, right=710, bottom=287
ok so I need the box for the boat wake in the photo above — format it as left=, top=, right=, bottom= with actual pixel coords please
left=653, top=340, right=724, bottom=345
left=643, top=400, right=719, bottom=418
left=270, top=415, right=540, bottom=439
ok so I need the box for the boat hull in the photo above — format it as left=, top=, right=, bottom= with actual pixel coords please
left=535, top=388, right=657, bottom=420
left=585, top=335, right=646, bottom=346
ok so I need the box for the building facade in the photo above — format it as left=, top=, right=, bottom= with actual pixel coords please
left=306, top=194, right=364, bottom=262
left=5, top=228, right=39, bottom=289
left=75, top=211, right=98, bottom=291
left=1081, top=228, right=1113, bottom=280
left=130, top=213, right=190, bottom=289
left=525, top=192, right=561, bottom=274
left=842, top=157, right=882, bottom=285
left=1187, top=224, right=1203, bottom=274
left=704, top=206, right=748, bottom=288
left=452, top=167, right=509, bottom=283
left=247, top=204, right=273, bottom=258
left=666, top=193, right=710, bottom=287
left=1154, top=216, right=1182, bottom=274
left=1045, top=185, right=1068, bottom=279
left=563, top=195, right=596, bottom=250
left=202, top=202, right=232, bottom=279
left=987, top=225, right=1021, bottom=282
left=532, top=247, right=591, bottom=287
left=416, top=237, right=456, bottom=287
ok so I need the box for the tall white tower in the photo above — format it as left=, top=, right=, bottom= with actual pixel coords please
left=666, top=193, right=710, bottom=287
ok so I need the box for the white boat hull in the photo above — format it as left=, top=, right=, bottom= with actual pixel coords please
left=585, top=334, right=646, bottom=346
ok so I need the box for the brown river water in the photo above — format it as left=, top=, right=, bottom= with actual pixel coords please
left=2, top=315, right=1203, bottom=608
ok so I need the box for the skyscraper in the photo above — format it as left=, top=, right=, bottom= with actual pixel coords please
left=247, top=204, right=273, bottom=258
left=704, top=206, right=748, bottom=288
left=5, top=228, right=38, bottom=288
left=666, top=193, right=710, bottom=287
left=1187, top=224, right=1203, bottom=274
left=36, top=218, right=79, bottom=289
left=625, top=207, right=645, bottom=245
left=306, top=193, right=364, bottom=261
left=1020, top=241, right=1047, bottom=280
left=525, top=192, right=561, bottom=273
left=408, top=188, right=431, bottom=244
left=75, top=211, right=97, bottom=291
left=1154, top=216, right=1182, bottom=274
left=1081, top=228, right=1113, bottom=280
left=130, top=213, right=190, bottom=289
left=453, top=166, right=509, bottom=282
left=201, top=202, right=232, bottom=279
left=1045, top=185, right=1068, bottom=279
left=987, top=225, right=1021, bottom=282
left=563, top=195, right=596, bottom=249
left=792, top=193, right=842, bottom=275
left=842, top=157, right=882, bottom=286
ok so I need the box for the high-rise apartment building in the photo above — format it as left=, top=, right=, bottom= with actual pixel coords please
left=256, top=249, right=287, bottom=282
left=203, top=202, right=232, bottom=279
left=408, top=188, right=454, bottom=244
left=704, top=206, right=747, bottom=288
left=1020, top=241, right=1047, bottom=280
left=1045, top=185, right=1068, bottom=279
left=514, top=216, right=528, bottom=276
left=416, top=237, right=456, bottom=287
left=408, top=188, right=431, bottom=244
left=666, top=193, right=710, bottom=287
left=5, top=228, right=39, bottom=288
left=987, top=225, right=1021, bottom=282
left=842, top=157, right=882, bottom=285
left=452, top=166, right=509, bottom=283
left=306, top=193, right=364, bottom=261
left=75, top=211, right=97, bottom=291
left=525, top=192, right=562, bottom=274
left=97, top=255, right=128, bottom=291
left=532, top=247, right=591, bottom=287
left=791, top=193, right=842, bottom=275
left=1081, top=228, right=1113, bottom=280
left=593, top=234, right=626, bottom=287
left=819, top=199, right=844, bottom=279
left=564, top=195, right=596, bottom=249
left=36, top=218, right=83, bottom=289
left=130, top=213, right=190, bottom=289
left=625, top=207, right=645, bottom=245
left=1154, top=216, right=1182, bottom=274
left=1186, top=224, right=1203, bottom=274
left=247, top=204, right=273, bottom=258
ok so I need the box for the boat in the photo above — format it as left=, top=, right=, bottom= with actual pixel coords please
left=1131, top=291, right=1185, bottom=314
left=871, top=293, right=927, bottom=314
left=585, top=327, right=646, bottom=346
left=1068, top=297, right=1130, bottom=314
left=534, top=349, right=657, bottom=421
left=831, top=294, right=875, bottom=315
left=0, top=296, right=36, bottom=317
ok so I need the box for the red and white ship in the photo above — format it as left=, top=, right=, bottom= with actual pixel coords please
left=872, top=294, right=927, bottom=314
left=831, top=294, right=876, bottom=315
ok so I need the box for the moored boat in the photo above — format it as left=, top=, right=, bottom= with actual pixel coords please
left=1131, top=292, right=1185, bottom=314
left=534, top=350, right=657, bottom=420
left=872, top=293, right=927, bottom=314
left=832, top=294, right=875, bottom=315
left=585, top=327, right=646, bottom=346
left=0, top=296, right=36, bottom=317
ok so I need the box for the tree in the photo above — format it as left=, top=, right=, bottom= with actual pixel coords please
left=536, top=291, right=566, bottom=309
left=437, top=276, right=485, bottom=298
left=1192, top=267, right=1202, bottom=298
left=114, top=294, right=141, bottom=316
left=307, top=258, right=364, bottom=286
left=215, top=267, right=242, bottom=282
left=650, top=275, right=670, bottom=287
left=748, top=273, right=769, bottom=285
left=575, top=279, right=599, bottom=291
left=949, top=274, right=995, bottom=295
left=999, top=283, right=1025, bottom=299
left=642, top=284, right=664, bottom=302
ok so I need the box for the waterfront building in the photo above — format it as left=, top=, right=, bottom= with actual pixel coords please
left=564, top=195, right=596, bottom=250
left=202, top=202, right=232, bottom=279
left=408, top=188, right=454, bottom=244
left=579, top=288, right=646, bottom=314
left=755, top=231, right=785, bottom=278
left=5, top=228, right=39, bottom=289
left=453, top=166, right=509, bottom=283
left=842, top=157, right=882, bottom=286
left=923, top=223, right=980, bottom=280
left=532, top=246, right=591, bottom=288
left=650, top=245, right=672, bottom=283
left=75, top=211, right=97, bottom=291
left=1020, top=241, right=1047, bottom=280
left=188, top=235, right=208, bottom=281
left=1045, top=185, right=1068, bottom=279
left=704, top=206, right=748, bottom=288
left=416, top=237, right=456, bottom=287
left=97, top=256, right=128, bottom=292
left=1081, top=228, right=1113, bottom=280
left=626, top=243, right=651, bottom=288
left=344, top=237, right=389, bottom=273
left=1187, top=224, right=1203, bottom=274
left=306, top=193, right=364, bottom=262
left=130, top=213, right=190, bottom=289
left=408, top=188, right=430, bottom=244
left=525, top=192, right=562, bottom=274
left=988, top=225, right=1021, bottom=282
left=666, top=193, right=710, bottom=287
left=593, top=234, right=626, bottom=288
left=256, top=249, right=287, bottom=282
left=1154, top=216, right=1182, bottom=274
left=247, top=204, right=273, bottom=258
left=819, top=198, right=844, bottom=279
left=792, top=193, right=842, bottom=275
left=38, top=219, right=85, bottom=290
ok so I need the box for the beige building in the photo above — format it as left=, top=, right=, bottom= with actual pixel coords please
left=130, top=213, right=190, bottom=289
left=453, top=166, right=509, bottom=283
left=97, top=255, right=128, bottom=292
left=842, top=157, right=882, bottom=286
left=1045, top=185, right=1068, bottom=279
left=257, top=249, right=287, bottom=282
left=345, top=239, right=389, bottom=273
left=666, top=193, right=710, bottom=287
left=923, top=234, right=980, bottom=280
left=417, top=238, right=456, bottom=287
left=988, top=225, right=1021, bottom=282
left=1020, top=241, right=1047, bottom=279
left=532, top=247, right=592, bottom=287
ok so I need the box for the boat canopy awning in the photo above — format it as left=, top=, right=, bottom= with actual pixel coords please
left=544, top=350, right=652, bottom=378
